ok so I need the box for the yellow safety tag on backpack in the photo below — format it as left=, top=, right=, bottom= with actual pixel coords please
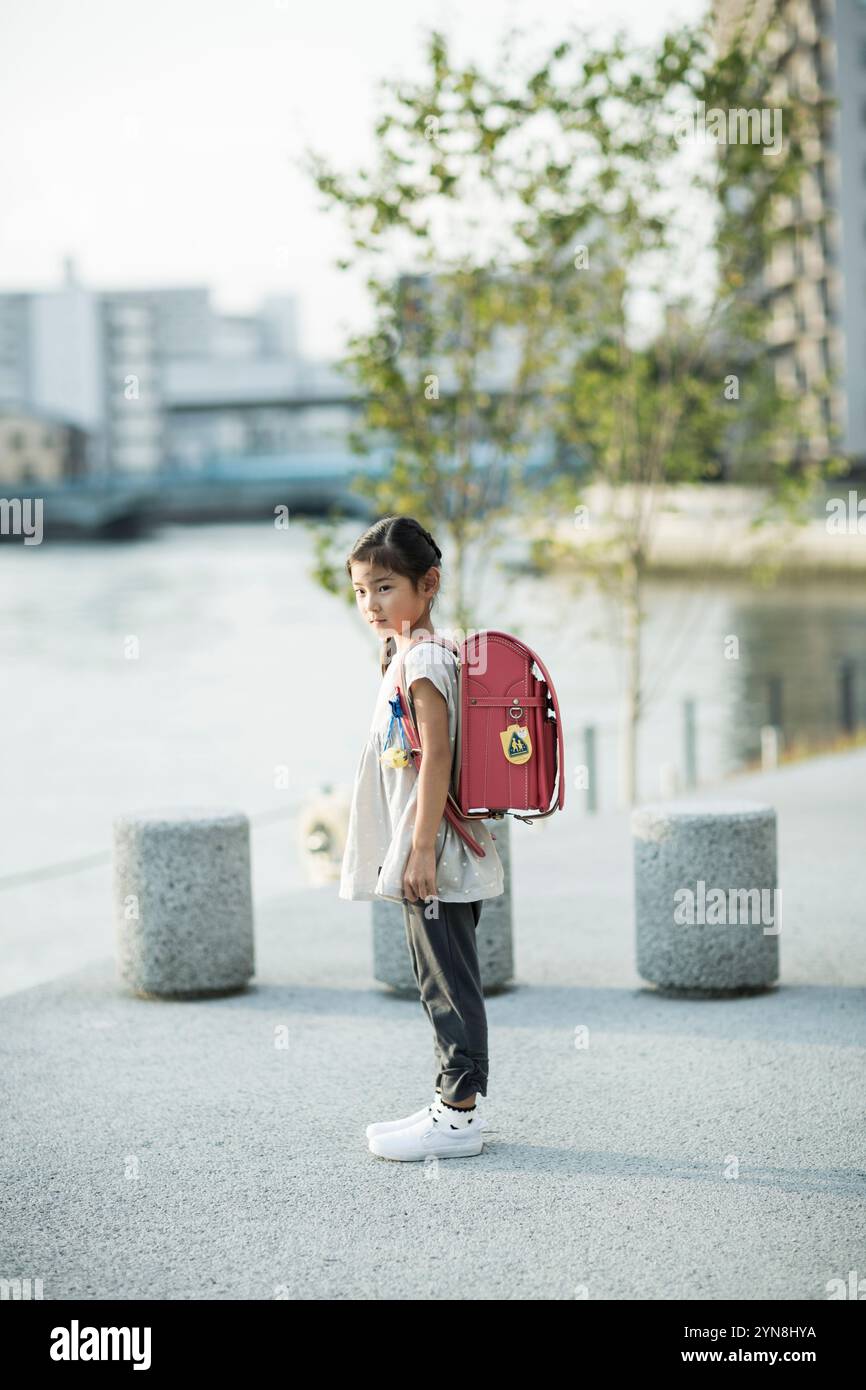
left=500, top=722, right=532, bottom=764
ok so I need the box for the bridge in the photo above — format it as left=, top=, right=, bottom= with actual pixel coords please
left=0, top=444, right=566, bottom=539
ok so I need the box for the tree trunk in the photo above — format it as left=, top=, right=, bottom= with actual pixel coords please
left=619, top=554, right=642, bottom=807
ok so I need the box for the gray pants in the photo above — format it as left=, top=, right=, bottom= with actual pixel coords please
left=401, top=896, right=489, bottom=1105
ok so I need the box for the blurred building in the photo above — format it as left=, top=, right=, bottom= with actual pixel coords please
left=395, top=246, right=605, bottom=394
left=0, top=404, right=88, bottom=484
left=0, top=258, right=328, bottom=477
left=0, top=261, right=103, bottom=472
left=713, top=0, right=866, bottom=465
left=162, top=352, right=355, bottom=473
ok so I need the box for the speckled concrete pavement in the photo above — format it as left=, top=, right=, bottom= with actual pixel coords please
left=2, top=749, right=864, bottom=1299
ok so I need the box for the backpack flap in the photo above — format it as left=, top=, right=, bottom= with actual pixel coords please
left=455, top=630, right=564, bottom=820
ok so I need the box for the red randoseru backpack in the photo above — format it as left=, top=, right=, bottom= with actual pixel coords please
left=391, top=630, right=565, bottom=858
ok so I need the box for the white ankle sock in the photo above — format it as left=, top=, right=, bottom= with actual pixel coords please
left=431, top=1095, right=478, bottom=1130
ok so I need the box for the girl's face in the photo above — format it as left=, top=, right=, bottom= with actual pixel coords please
left=350, top=560, right=437, bottom=641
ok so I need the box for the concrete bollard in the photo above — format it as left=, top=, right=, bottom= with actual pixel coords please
left=373, top=816, right=514, bottom=995
left=113, top=807, right=255, bottom=999
left=631, top=799, right=779, bottom=995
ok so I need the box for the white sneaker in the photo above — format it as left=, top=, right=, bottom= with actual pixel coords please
left=365, top=1094, right=488, bottom=1140
left=368, top=1109, right=485, bottom=1162
left=365, top=1098, right=439, bottom=1140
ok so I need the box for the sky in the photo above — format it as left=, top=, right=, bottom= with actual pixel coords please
left=0, top=0, right=702, bottom=361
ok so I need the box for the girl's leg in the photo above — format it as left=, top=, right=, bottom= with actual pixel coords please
left=402, top=896, right=488, bottom=1106
left=402, top=902, right=447, bottom=1093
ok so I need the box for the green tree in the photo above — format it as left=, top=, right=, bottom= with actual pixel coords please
left=300, top=28, right=592, bottom=632
left=301, top=12, right=846, bottom=802
left=501, top=9, right=847, bottom=801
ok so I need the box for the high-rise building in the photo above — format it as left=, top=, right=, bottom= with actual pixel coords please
left=713, top=0, right=866, bottom=464
left=0, top=259, right=104, bottom=467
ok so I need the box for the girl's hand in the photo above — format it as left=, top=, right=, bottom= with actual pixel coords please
left=403, top=843, right=438, bottom=904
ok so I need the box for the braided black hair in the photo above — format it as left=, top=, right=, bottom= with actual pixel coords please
left=408, top=519, right=442, bottom=561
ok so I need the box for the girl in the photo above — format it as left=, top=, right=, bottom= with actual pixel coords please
left=339, top=515, right=505, bottom=1161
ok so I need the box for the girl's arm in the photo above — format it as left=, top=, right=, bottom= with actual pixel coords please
left=402, top=677, right=451, bottom=903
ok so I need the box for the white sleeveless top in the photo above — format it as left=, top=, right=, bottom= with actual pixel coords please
left=338, top=636, right=505, bottom=904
